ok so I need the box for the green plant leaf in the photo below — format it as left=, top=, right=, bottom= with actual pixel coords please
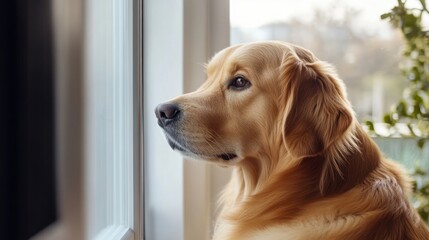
left=396, top=100, right=408, bottom=116
left=414, top=166, right=427, bottom=176
left=413, top=93, right=424, bottom=104
left=381, top=13, right=392, bottom=20
left=382, top=0, right=429, bottom=224
left=418, top=138, right=427, bottom=149
left=383, top=113, right=394, bottom=125
left=365, top=120, right=375, bottom=132
left=421, top=183, right=429, bottom=195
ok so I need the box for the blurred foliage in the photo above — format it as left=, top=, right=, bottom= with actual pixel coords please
left=372, top=0, right=429, bottom=144
left=368, top=0, right=429, bottom=224
left=412, top=167, right=429, bottom=223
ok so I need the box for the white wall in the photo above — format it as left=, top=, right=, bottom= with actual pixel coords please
left=143, top=0, right=185, bottom=239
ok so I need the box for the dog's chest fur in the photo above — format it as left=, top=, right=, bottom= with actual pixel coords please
left=213, top=213, right=363, bottom=240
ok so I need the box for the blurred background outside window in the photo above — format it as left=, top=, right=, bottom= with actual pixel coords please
left=231, top=0, right=406, bottom=123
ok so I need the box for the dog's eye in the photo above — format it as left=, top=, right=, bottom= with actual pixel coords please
left=228, top=76, right=251, bottom=91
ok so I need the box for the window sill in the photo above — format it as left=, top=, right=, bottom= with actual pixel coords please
left=94, top=225, right=134, bottom=240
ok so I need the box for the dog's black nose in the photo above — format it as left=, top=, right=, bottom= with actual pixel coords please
left=155, top=103, right=181, bottom=127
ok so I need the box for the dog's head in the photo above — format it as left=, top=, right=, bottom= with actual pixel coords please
left=155, top=41, right=358, bottom=189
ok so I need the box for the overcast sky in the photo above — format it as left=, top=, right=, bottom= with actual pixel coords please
left=230, top=0, right=406, bottom=36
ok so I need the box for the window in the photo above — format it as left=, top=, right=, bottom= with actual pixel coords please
left=85, top=0, right=137, bottom=238
left=31, top=0, right=143, bottom=239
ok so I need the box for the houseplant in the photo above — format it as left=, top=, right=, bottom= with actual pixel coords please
left=367, top=0, right=429, bottom=223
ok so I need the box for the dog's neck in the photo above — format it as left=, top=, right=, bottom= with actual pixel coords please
left=223, top=129, right=291, bottom=201
left=217, top=123, right=381, bottom=223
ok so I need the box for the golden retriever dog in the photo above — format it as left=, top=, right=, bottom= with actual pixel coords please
left=155, top=41, right=429, bottom=240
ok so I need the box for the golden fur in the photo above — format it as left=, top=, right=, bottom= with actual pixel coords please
left=156, top=41, right=429, bottom=239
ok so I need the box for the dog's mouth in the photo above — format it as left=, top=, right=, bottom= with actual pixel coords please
left=166, top=136, right=237, bottom=161
left=216, top=153, right=238, bottom=161
left=166, top=137, right=188, bottom=153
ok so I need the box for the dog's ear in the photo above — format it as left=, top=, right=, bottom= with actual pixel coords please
left=280, top=47, right=358, bottom=195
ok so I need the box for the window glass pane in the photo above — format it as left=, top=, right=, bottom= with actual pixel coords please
left=85, top=0, right=134, bottom=238
left=230, top=0, right=406, bottom=122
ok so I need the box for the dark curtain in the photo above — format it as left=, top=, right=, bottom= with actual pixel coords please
left=0, top=0, right=57, bottom=239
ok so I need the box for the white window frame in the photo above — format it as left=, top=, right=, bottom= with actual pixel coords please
left=31, top=0, right=143, bottom=239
